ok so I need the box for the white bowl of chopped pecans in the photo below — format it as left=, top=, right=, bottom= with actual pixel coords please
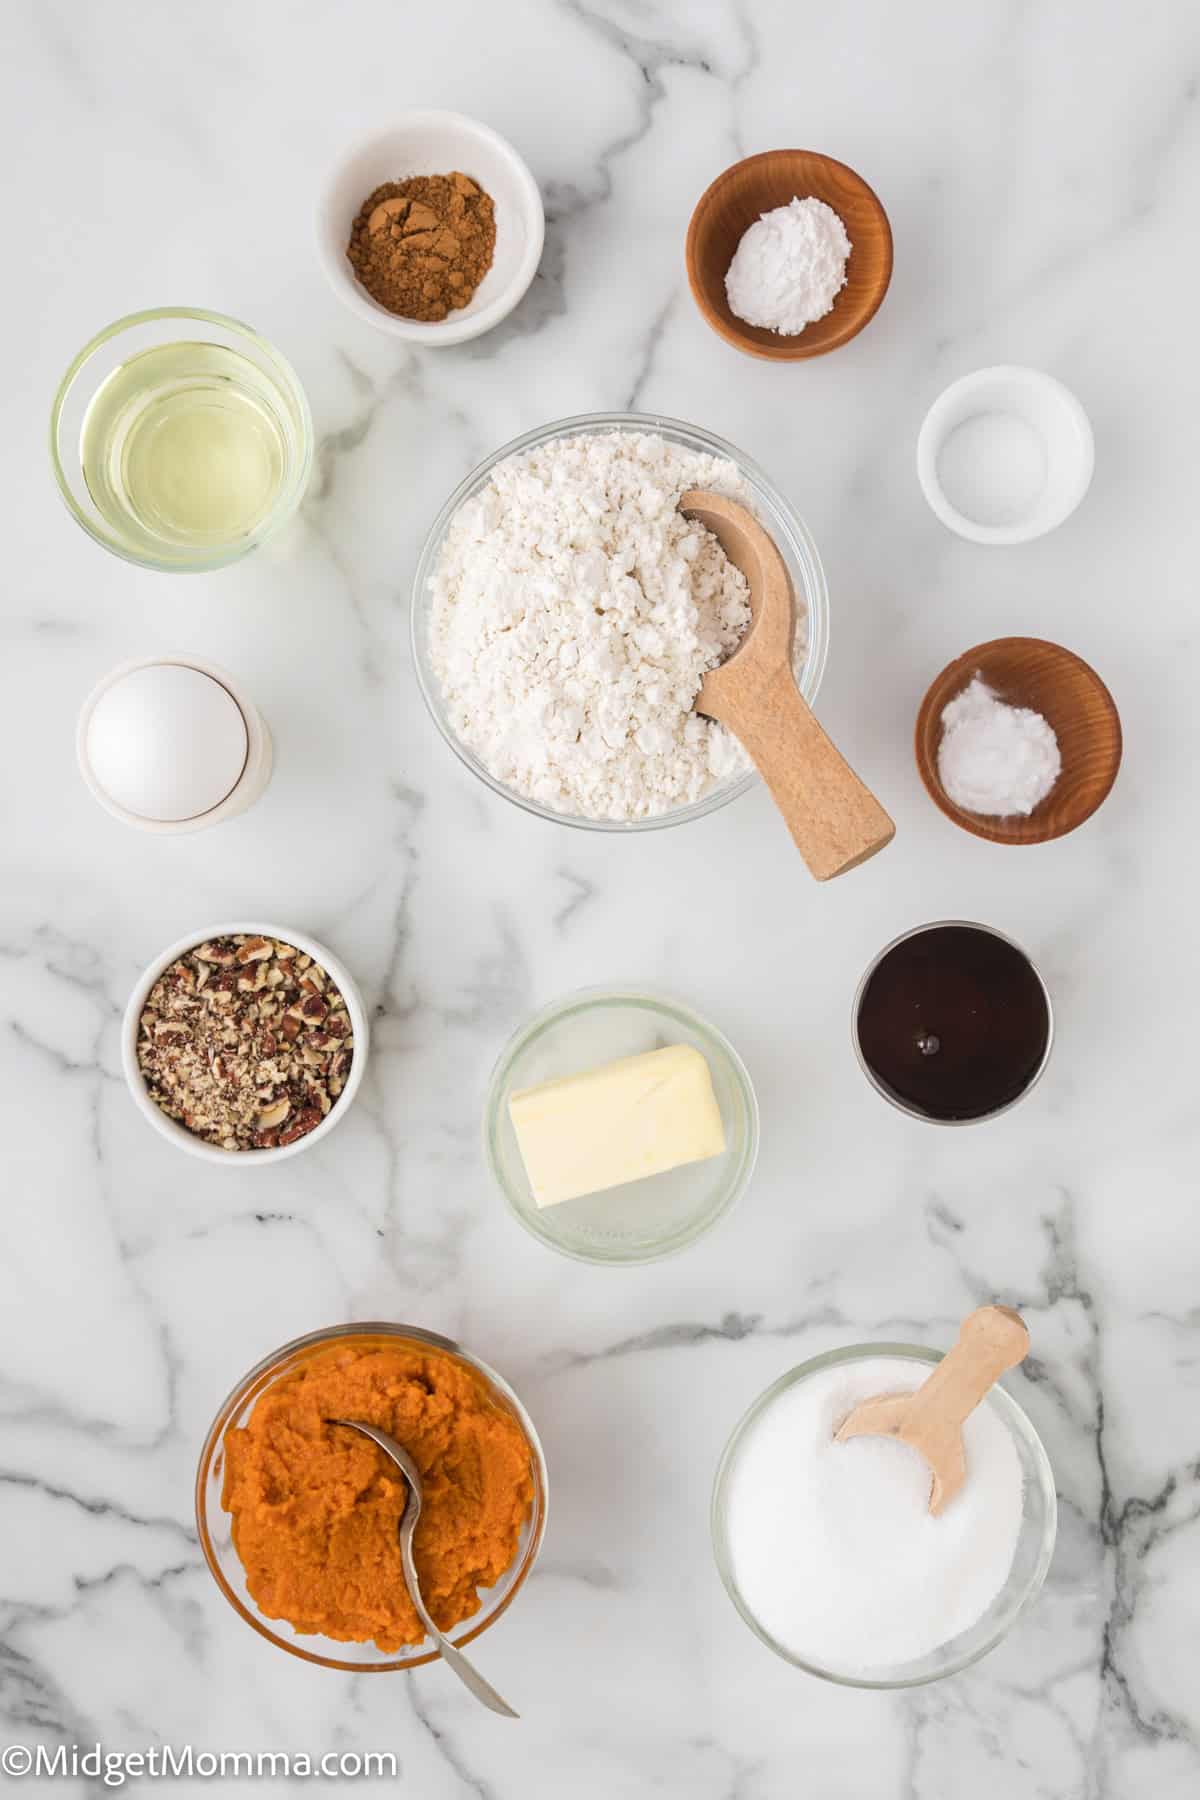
left=122, top=924, right=369, bottom=1164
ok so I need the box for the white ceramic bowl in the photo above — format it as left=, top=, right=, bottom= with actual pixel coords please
left=122, top=923, right=369, bottom=1164
left=315, top=112, right=544, bottom=345
left=917, top=366, right=1094, bottom=545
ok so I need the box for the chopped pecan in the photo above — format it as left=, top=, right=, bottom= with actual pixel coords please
left=236, top=937, right=272, bottom=964
left=194, top=940, right=236, bottom=966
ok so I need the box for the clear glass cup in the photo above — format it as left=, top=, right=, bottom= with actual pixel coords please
left=195, top=1322, right=548, bottom=1672
left=50, top=308, right=313, bottom=572
left=484, top=986, right=760, bottom=1264
left=712, top=1343, right=1057, bottom=1687
left=410, top=410, right=830, bottom=830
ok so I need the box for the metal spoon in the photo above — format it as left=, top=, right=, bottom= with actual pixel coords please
left=328, top=1418, right=518, bottom=1718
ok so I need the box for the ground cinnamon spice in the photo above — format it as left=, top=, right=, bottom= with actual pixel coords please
left=346, top=173, right=496, bottom=322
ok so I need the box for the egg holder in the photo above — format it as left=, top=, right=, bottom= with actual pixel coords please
left=77, top=655, right=272, bottom=834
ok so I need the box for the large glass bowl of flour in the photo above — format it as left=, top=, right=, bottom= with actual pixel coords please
left=711, top=1343, right=1057, bottom=1687
left=411, top=412, right=830, bottom=830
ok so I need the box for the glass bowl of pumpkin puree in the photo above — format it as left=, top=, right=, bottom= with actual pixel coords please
left=195, top=1323, right=548, bottom=1670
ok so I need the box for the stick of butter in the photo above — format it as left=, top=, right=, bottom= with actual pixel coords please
left=507, top=1043, right=726, bottom=1208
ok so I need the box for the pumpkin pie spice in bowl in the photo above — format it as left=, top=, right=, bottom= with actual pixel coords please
left=316, top=112, right=544, bottom=346
left=196, top=1324, right=548, bottom=1671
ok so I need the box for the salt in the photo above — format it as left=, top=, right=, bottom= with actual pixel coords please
left=724, top=1356, right=1024, bottom=1671
left=936, top=412, right=1047, bottom=529
left=937, top=676, right=1061, bottom=817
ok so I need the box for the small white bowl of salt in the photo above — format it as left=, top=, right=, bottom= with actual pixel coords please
left=917, top=366, right=1093, bottom=545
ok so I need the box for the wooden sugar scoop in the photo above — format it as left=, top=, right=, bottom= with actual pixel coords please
left=835, top=1305, right=1030, bottom=1516
left=681, top=490, right=895, bottom=881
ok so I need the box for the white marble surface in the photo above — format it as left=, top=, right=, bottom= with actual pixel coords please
left=3, top=1, right=1199, bottom=1794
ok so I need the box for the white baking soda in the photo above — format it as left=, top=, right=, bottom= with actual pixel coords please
left=938, top=676, right=1061, bottom=817
left=724, top=197, right=851, bottom=335
left=724, top=1357, right=1025, bottom=1671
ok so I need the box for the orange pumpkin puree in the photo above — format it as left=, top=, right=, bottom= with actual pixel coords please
left=221, top=1339, right=533, bottom=1651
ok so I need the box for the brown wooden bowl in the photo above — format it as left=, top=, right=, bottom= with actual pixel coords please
left=685, top=150, right=893, bottom=361
left=915, top=638, right=1122, bottom=845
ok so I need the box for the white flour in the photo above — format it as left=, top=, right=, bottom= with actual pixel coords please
left=428, top=431, right=805, bottom=821
left=725, top=1356, right=1025, bottom=1671
left=725, top=196, right=851, bottom=336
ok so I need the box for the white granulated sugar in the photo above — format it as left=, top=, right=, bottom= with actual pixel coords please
left=938, top=675, right=1061, bottom=817
left=725, top=196, right=851, bottom=336
left=725, top=1357, right=1025, bottom=1671
left=428, top=431, right=806, bottom=821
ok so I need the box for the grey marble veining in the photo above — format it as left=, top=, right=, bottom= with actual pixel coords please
left=3, top=0, right=1200, bottom=1793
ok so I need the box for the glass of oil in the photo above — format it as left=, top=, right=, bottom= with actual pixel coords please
left=50, top=309, right=312, bottom=571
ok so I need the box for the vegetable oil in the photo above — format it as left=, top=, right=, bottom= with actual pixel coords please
left=80, top=341, right=295, bottom=556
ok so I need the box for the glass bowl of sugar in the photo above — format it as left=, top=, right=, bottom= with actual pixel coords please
left=410, top=411, right=830, bottom=832
left=711, top=1342, right=1057, bottom=1687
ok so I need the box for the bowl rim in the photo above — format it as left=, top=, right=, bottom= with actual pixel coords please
left=483, top=984, right=761, bottom=1265
left=916, top=365, right=1095, bottom=545
left=409, top=408, right=831, bottom=831
left=711, top=1341, right=1058, bottom=1687
left=121, top=921, right=369, bottom=1164
left=914, top=636, right=1123, bottom=844
left=685, top=149, right=894, bottom=361
left=313, top=110, right=545, bottom=345
left=194, top=1321, right=549, bottom=1671
left=48, top=306, right=314, bottom=572
left=849, top=918, right=1055, bottom=1125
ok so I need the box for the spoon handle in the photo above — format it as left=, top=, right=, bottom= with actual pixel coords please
left=398, top=1524, right=519, bottom=1719
left=710, top=666, right=895, bottom=880
left=902, top=1305, right=1031, bottom=1437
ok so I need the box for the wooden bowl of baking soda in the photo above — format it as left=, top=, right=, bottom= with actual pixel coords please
left=686, top=150, right=892, bottom=360
left=915, top=637, right=1122, bottom=846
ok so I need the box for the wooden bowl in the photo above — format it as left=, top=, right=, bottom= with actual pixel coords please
left=915, top=638, right=1122, bottom=846
left=685, top=150, right=893, bottom=361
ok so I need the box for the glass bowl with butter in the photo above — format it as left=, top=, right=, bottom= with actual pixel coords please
left=484, top=987, right=759, bottom=1264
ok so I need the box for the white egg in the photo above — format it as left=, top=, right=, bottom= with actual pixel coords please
left=86, top=664, right=249, bottom=822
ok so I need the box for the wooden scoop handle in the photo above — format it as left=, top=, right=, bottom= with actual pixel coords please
left=705, top=665, right=895, bottom=880
left=901, top=1305, right=1030, bottom=1440
left=835, top=1305, right=1029, bottom=1516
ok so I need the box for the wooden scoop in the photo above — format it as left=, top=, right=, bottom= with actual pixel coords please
left=835, top=1305, right=1030, bottom=1516
left=681, top=490, right=895, bottom=881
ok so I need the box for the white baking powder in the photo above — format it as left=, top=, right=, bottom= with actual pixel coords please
left=938, top=676, right=1061, bottom=817
left=428, top=431, right=806, bottom=821
left=724, top=197, right=851, bottom=335
left=725, top=1356, right=1025, bottom=1671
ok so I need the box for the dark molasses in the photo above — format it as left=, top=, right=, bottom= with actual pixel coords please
left=855, top=924, right=1050, bottom=1122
